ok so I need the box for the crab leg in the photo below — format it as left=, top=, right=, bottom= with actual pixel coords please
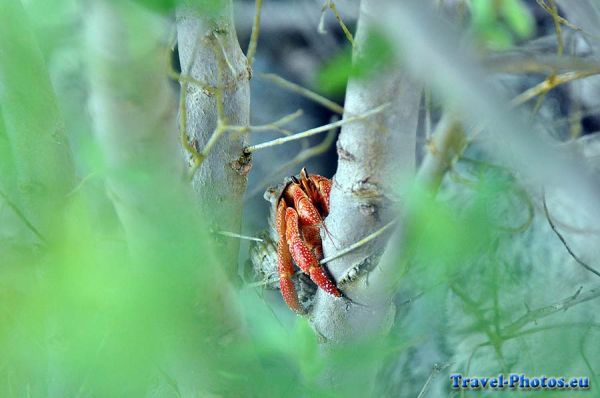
left=300, top=167, right=332, bottom=215
left=299, top=168, right=335, bottom=249
left=285, top=207, right=341, bottom=297
left=284, top=180, right=325, bottom=258
left=309, top=174, right=331, bottom=214
left=276, top=200, right=305, bottom=314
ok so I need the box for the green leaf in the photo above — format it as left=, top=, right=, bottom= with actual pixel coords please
left=469, top=0, right=535, bottom=48
left=130, top=0, right=227, bottom=15
left=482, top=24, right=515, bottom=50
left=316, top=46, right=353, bottom=96
left=316, top=31, right=395, bottom=96
left=502, top=0, right=535, bottom=39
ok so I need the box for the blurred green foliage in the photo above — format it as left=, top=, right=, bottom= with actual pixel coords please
left=0, top=0, right=597, bottom=397
left=470, top=0, right=535, bottom=49
left=129, top=0, right=227, bottom=16
left=315, top=0, right=535, bottom=97
left=315, top=31, right=395, bottom=96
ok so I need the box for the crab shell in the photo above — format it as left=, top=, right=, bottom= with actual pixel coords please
left=263, top=175, right=297, bottom=243
left=260, top=174, right=326, bottom=310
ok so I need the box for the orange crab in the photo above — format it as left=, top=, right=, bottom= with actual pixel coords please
left=275, top=168, right=341, bottom=314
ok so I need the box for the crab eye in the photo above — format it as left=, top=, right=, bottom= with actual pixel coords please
left=291, top=176, right=300, bottom=184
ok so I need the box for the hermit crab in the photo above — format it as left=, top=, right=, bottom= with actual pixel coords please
left=259, top=168, right=341, bottom=314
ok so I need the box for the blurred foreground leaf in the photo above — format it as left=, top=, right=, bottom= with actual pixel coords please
left=470, top=0, right=534, bottom=49
left=316, top=31, right=395, bottom=96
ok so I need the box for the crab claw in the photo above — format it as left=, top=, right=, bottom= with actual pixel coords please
left=285, top=207, right=341, bottom=298
left=276, top=200, right=305, bottom=314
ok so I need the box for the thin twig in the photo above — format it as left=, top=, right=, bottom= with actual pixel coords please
left=416, top=362, right=452, bottom=398
left=213, top=33, right=236, bottom=77
left=246, top=120, right=338, bottom=199
left=179, top=81, right=204, bottom=170
left=66, top=172, right=98, bottom=197
left=542, top=191, right=600, bottom=279
left=483, top=54, right=599, bottom=75
left=321, top=0, right=355, bottom=46
left=170, top=70, right=216, bottom=96
left=536, top=0, right=589, bottom=37
left=320, top=219, right=396, bottom=265
left=213, top=35, right=228, bottom=122
left=504, top=321, right=600, bottom=341
left=198, top=124, right=225, bottom=165
left=532, top=197, right=600, bottom=235
left=318, top=3, right=328, bottom=34
left=0, top=188, right=47, bottom=244
left=216, top=230, right=264, bottom=242
left=246, top=0, right=263, bottom=69
left=550, top=0, right=564, bottom=56
left=245, top=103, right=389, bottom=153
left=187, top=35, right=230, bottom=178
left=228, top=109, right=303, bottom=134
left=501, top=286, right=600, bottom=337
left=258, top=73, right=344, bottom=114
left=195, top=110, right=303, bottom=176
left=178, top=34, right=204, bottom=170
left=527, top=0, right=563, bottom=115
left=510, top=69, right=600, bottom=107
left=417, top=113, right=465, bottom=192
left=398, top=291, right=424, bottom=306
left=537, top=0, right=564, bottom=56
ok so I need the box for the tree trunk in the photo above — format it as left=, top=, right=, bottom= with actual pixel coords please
left=177, top=1, right=251, bottom=281
left=312, top=0, right=422, bottom=343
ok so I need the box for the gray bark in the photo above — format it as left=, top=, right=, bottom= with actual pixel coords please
left=86, top=0, right=183, bottom=256
left=177, top=2, right=251, bottom=281
left=313, top=0, right=422, bottom=342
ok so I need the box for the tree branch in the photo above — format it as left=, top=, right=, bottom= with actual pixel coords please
left=257, top=73, right=344, bottom=114
left=246, top=0, right=263, bottom=69
left=416, top=114, right=465, bottom=193
left=177, top=1, right=251, bottom=280
left=244, top=104, right=387, bottom=153
left=501, top=286, right=600, bottom=337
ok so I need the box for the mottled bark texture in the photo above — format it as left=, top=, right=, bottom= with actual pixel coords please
left=177, top=2, right=251, bottom=281
left=313, top=0, right=422, bottom=342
